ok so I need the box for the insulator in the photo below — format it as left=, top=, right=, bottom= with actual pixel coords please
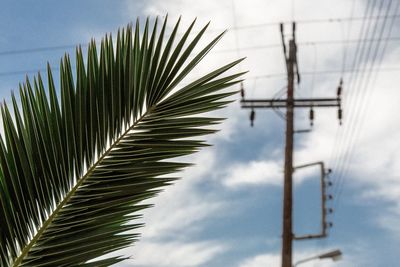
left=337, top=79, right=343, bottom=97
left=250, top=109, right=255, bottom=127
left=325, top=168, right=332, bottom=175
left=337, top=86, right=342, bottom=97
left=338, top=108, right=343, bottom=125
left=326, top=181, right=333, bottom=186
left=309, top=107, right=314, bottom=126
left=325, top=194, right=333, bottom=200
left=240, top=82, right=245, bottom=99
left=325, top=222, right=333, bottom=228
left=326, top=208, right=334, bottom=214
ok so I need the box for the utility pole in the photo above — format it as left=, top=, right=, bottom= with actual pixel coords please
left=281, top=32, right=296, bottom=267
left=240, top=22, right=342, bottom=267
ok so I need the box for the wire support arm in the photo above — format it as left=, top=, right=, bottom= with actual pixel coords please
left=240, top=98, right=341, bottom=109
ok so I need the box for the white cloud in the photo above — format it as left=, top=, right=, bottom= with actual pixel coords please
left=127, top=241, right=228, bottom=266
left=222, top=157, right=325, bottom=188
left=376, top=210, right=400, bottom=238
left=223, top=160, right=282, bottom=188
left=139, top=193, right=226, bottom=239
left=134, top=148, right=225, bottom=238
left=139, top=0, right=233, bottom=29
left=238, top=248, right=360, bottom=267
left=238, top=253, right=280, bottom=267
left=102, top=147, right=231, bottom=266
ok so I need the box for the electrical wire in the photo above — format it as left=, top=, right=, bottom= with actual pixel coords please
left=230, top=0, right=242, bottom=65
left=272, top=85, right=288, bottom=121
left=341, top=0, right=357, bottom=75
left=0, top=15, right=399, bottom=59
left=332, top=0, right=383, bottom=199
left=328, top=0, right=397, bottom=225
left=313, top=0, right=384, bottom=234
left=327, top=0, right=377, bottom=186
left=230, top=14, right=400, bottom=31
left=326, top=0, right=357, bottom=196
left=333, top=0, right=398, bottom=215
left=330, top=0, right=380, bottom=207
left=243, top=66, right=400, bottom=81
left=309, top=43, right=318, bottom=98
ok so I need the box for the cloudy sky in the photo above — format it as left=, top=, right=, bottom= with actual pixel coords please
left=0, top=0, right=399, bottom=266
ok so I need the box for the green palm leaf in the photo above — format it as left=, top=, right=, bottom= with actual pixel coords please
left=0, top=16, right=244, bottom=266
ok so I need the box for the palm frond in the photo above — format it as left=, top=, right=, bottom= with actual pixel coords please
left=0, top=16, right=245, bottom=266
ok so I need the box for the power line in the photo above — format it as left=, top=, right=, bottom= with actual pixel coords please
left=213, top=36, right=400, bottom=53
left=2, top=65, right=399, bottom=80
left=245, top=67, right=400, bottom=80
left=0, top=15, right=399, bottom=58
left=330, top=0, right=379, bottom=207
left=233, top=14, right=400, bottom=30
left=328, top=0, right=377, bottom=185
left=0, top=44, right=78, bottom=57
left=0, top=67, right=56, bottom=77
left=309, top=43, right=318, bottom=97
left=325, top=0, right=357, bottom=198
left=2, top=36, right=399, bottom=59
left=332, top=0, right=397, bottom=216
left=335, top=0, right=398, bottom=213
left=341, top=0, right=357, bottom=75
left=230, top=0, right=241, bottom=60
left=333, top=0, right=380, bottom=199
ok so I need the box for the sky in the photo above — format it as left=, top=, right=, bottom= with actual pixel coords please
left=0, top=0, right=399, bottom=266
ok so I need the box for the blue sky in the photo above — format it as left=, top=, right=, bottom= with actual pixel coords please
left=1, top=0, right=400, bottom=266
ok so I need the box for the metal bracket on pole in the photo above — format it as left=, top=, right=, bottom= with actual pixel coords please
left=293, top=162, right=333, bottom=240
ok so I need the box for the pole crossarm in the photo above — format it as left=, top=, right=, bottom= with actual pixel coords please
left=293, top=234, right=327, bottom=240
left=240, top=98, right=341, bottom=109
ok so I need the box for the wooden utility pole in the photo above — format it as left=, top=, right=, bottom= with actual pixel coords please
left=281, top=36, right=296, bottom=267
left=240, top=22, right=342, bottom=267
